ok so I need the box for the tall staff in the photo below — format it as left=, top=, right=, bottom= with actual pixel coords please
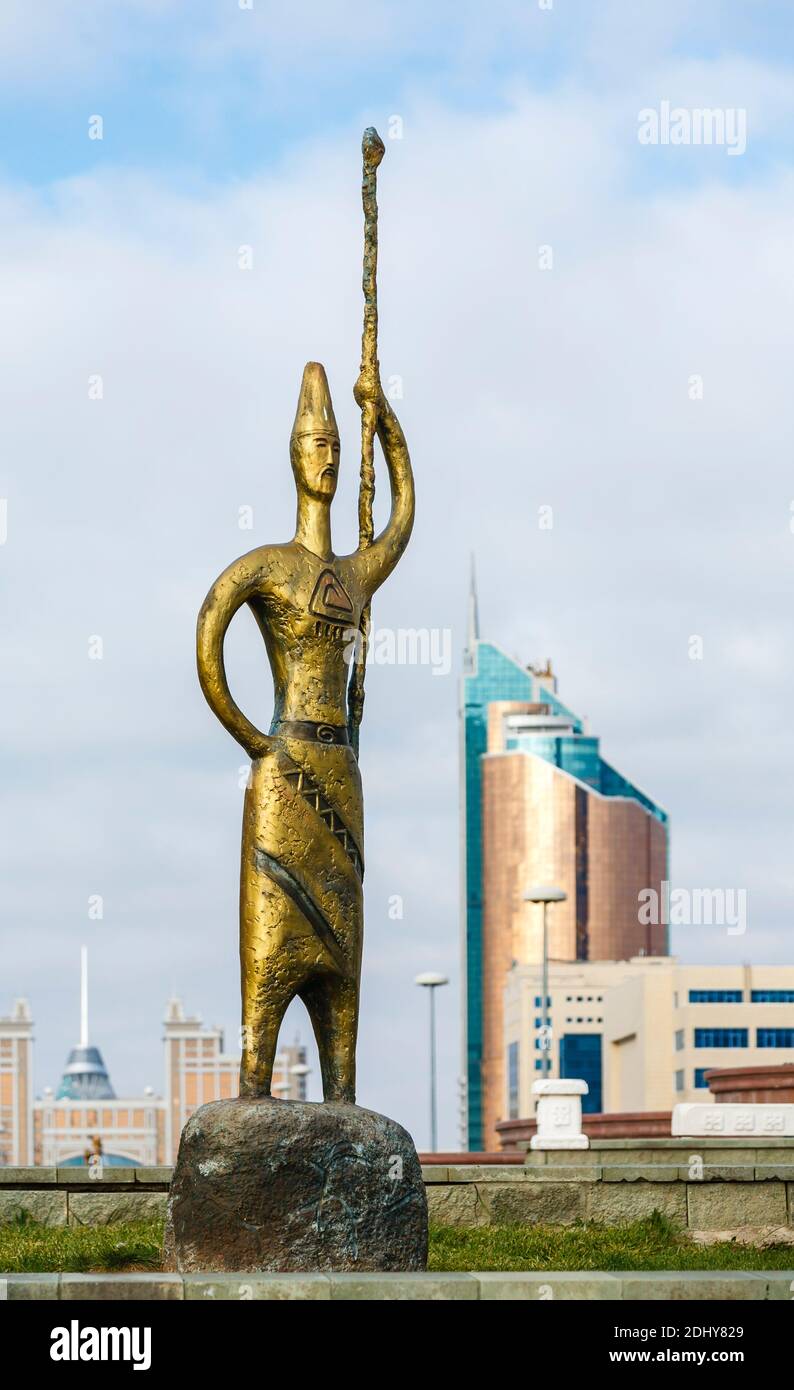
left=348, top=126, right=386, bottom=753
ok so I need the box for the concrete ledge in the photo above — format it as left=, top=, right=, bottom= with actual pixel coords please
left=582, top=1139, right=794, bottom=1151
left=56, top=1168, right=136, bottom=1185
left=3, top=1271, right=793, bottom=1300
left=3, top=1151, right=794, bottom=1234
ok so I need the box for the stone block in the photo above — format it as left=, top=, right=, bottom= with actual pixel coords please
left=67, top=1192, right=168, bottom=1226
left=676, top=1165, right=755, bottom=1182
left=619, top=1272, right=768, bottom=1300
left=449, top=1166, right=530, bottom=1183
left=134, top=1167, right=173, bottom=1185
left=590, top=1139, right=669, bottom=1151
left=603, top=1165, right=679, bottom=1183
left=690, top=1224, right=794, bottom=1247
left=164, top=1098, right=427, bottom=1273
left=421, top=1166, right=448, bottom=1183
left=0, top=1168, right=56, bottom=1185
left=0, top=1191, right=68, bottom=1227
left=329, top=1273, right=478, bottom=1300
left=478, top=1271, right=621, bottom=1300
left=56, top=1167, right=135, bottom=1184
left=533, top=1148, right=599, bottom=1167
left=4, top=1274, right=60, bottom=1300
left=758, top=1146, right=794, bottom=1161
left=60, top=1274, right=183, bottom=1300
left=478, top=1180, right=586, bottom=1226
left=586, top=1181, right=687, bottom=1227
left=687, top=1181, right=787, bottom=1230
left=763, top=1273, right=794, bottom=1300
left=524, top=1165, right=601, bottom=1182
left=426, top=1183, right=488, bottom=1227
left=184, top=1273, right=331, bottom=1300
left=672, top=1102, right=794, bottom=1139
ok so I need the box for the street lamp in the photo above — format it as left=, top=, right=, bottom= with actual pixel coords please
left=523, top=886, right=567, bottom=1078
left=415, top=972, right=448, bottom=1152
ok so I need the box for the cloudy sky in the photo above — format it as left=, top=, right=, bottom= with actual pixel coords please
left=2, top=1, right=793, bottom=1149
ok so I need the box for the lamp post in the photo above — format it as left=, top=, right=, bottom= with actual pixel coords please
left=523, top=886, right=567, bottom=1078
left=415, top=972, right=448, bottom=1152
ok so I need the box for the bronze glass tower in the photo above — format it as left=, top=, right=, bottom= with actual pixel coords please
left=460, top=576, right=669, bottom=1149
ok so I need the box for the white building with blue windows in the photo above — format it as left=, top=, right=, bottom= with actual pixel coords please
left=504, top=956, right=794, bottom=1119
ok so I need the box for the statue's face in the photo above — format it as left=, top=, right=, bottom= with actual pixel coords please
left=292, top=432, right=341, bottom=502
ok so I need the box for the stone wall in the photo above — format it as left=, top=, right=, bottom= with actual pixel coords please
left=2, top=1139, right=794, bottom=1235
left=426, top=1139, right=794, bottom=1233
left=0, top=1167, right=170, bottom=1227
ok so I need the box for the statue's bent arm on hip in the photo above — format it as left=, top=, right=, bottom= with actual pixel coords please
left=196, top=550, right=274, bottom=760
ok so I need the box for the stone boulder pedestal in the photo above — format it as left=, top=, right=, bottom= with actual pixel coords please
left=163, top=1097, right=428, bottom=1273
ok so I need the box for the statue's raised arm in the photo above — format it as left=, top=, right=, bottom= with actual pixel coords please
left=350, top=378, right=415, bottom=598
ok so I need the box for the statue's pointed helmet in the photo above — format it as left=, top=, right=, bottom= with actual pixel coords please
left=291, top=362, right=339, bottom=444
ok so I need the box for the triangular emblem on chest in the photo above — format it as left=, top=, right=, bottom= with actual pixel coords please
left=309, top=569, right=354, bottom=622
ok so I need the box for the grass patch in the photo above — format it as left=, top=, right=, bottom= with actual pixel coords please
left=429, top=1211, right=794, bottom=1272
left=0, top=1213, right=164, bottom=1274
left=1, top=1210, right=792, bottom=1274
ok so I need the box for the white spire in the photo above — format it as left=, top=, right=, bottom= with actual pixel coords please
left=80, top=945, right=88, bottom=1048
left=467, top=553, right=480, bottom=651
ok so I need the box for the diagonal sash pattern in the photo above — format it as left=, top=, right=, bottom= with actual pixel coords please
left=282, top=764, right=364, bottom=880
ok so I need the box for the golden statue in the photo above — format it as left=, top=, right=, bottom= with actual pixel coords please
left=196, top=130, right=414, bottom=1105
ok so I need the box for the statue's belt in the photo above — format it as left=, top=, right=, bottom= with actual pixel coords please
left=274, top=719, right=350, bottom=747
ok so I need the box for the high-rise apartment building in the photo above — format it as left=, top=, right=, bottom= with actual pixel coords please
left=461, top=573, right=669, bottom=1148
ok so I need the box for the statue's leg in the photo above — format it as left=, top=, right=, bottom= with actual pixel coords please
left=239, top=976, right=293, bottom=1097
left=239, top=867, right=303, bottom=1098
left=299, top=973, right=359, bottom=1103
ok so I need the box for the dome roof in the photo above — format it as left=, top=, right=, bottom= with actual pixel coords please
left=55, top=1044, right=116, bottom=1101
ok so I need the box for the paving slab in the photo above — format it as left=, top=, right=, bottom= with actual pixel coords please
left=0, top=1168, right=57, bottom=1185
left=603, top=1165, right=681, bottom=1183
left=134, top=1167, right=173, bottom=1185
left=329, top=1272, right=479, bottom=1300
left=421, top=1166, right=449, bottom=1183
left=446, top=1166, right=522, bottom=1182
left=763, top=1273, right=794, bottom=1300
left=56, top=1167, right=135, bottom=1185
left=676, top=1165, right=756, bottom=1182
left=183, top=1273, right=331, bottom=1300
left=3, top=1274, right=61, bottom=1300
left=523, top=1165, right=602, bottom=1182
left=619, top=1271, right=769, bottom=1301
left=478, top=1271, right=621, bottom=1300
left=60, top=1273, right=184, bottom=1301
left=527, top=1149, right=599, bottom=1167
